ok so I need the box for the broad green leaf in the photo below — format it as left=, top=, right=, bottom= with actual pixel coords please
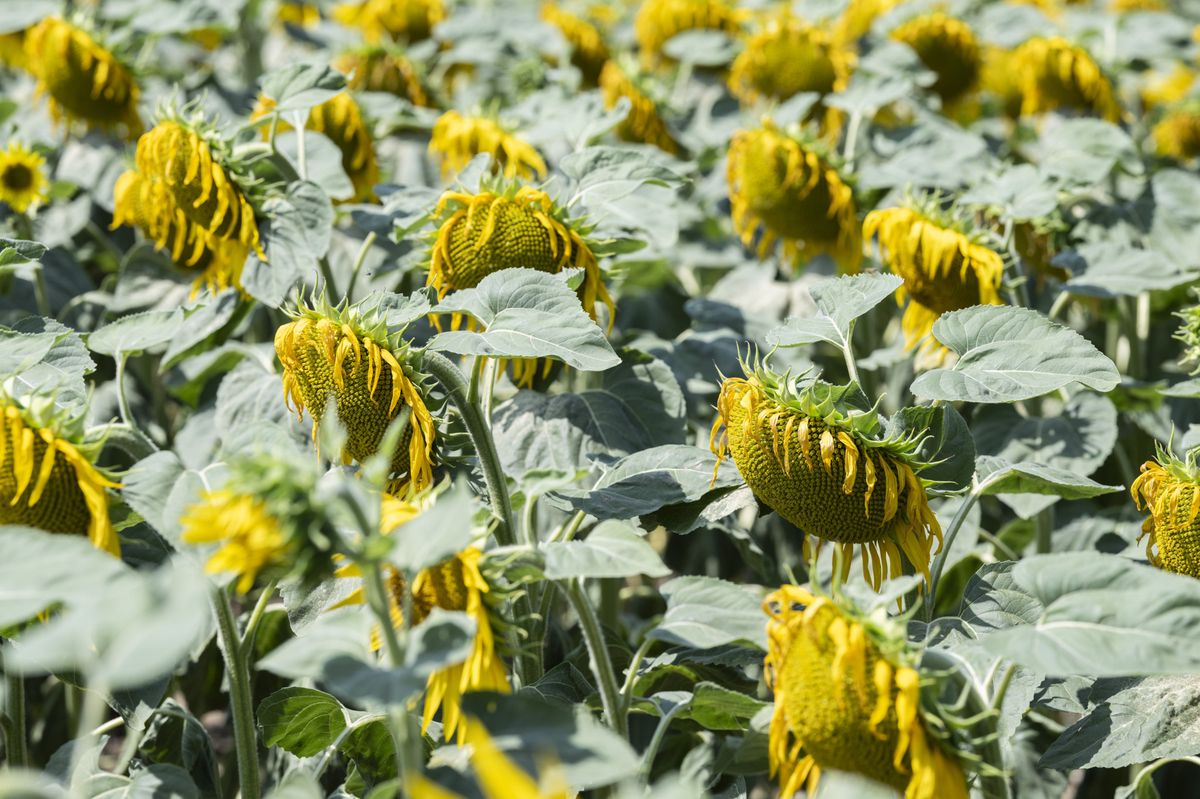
left=265, top=772, right=324, bottom=799
left=1065, top=242, right=1199, bottom=297
left=160, top=291, right=247, bottom=370
left=958, top=164, right=1059, bottom=222
left=975, top=456, right=1122, bottom=501
left=888, top=404, right=975, bottom=492
left=649, top=576, right=767, bottom=651
left=543, top=520, right=671, bottom=579
left=429, top=269, right=620, bottom=372
left=261, top=64, right=347, bottom=112
left=257, top=609, right=373, bottom=682
left=814, top=770, right=902, bottom=799
left=387, top=479, right=478, bottom=574
left=245, top=182, right=334, bottom=308
left=139, top=699, right=221, bottom=796
left=257, top=688, right=348, bottom=758
left=560, top=146, right=685, bottom=203
left=1039, top=118, right=1141, bottom=184
left=678, top=681, right=768, bottom=732
left=661, top=29, right=737, bottom=65
left=276, top=131, right=354, bottom=202
left=87, top=309, right=185, bottom=357
left=0, top=527, right=127, bottom=627
left=768, top=273, right=903, bottom=350
left=7, top=318, right=94, bottom=412
left=0, top=237, right=46, bottom=266
left=911, top=306, right=1120, bottom=403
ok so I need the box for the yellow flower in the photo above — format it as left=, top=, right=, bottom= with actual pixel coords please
left=863, top=202, right=1004, bottom=364
left=332, top=0, right=445, bottom=44
left=278, top=1, right=322, bottom=26
left=0, top=142, right=49, bottom=215
left=0, top=400, right=121, bottom=556
left=710, top=363, right=942, bottom=590
left=335, top=46, right=430, bottom=106
left=1131, top=455, right=1200, bottom=579
left=979, top=47, right=1023, bottom=119
left=633, top=0, right=741, bottom=68
left=111, top=169, right=248, bottom=294
left=0, top=30, right=26, bottom=68
left=1009, top=36, right=1121, bottom=122
left=1142, top=66, right=1196, bottom=111
left=429, top=111, right=547, bottom=180
left=764, top=585, right=969, bottom=799
left=181, top=489, right=288, bottom=594
left=274, top=299, right=437, bottom=494
left=1153, top=105, right=1200, bottom=161
left=135, top=119, right=263, bottom=258
left=541, top=2, right=611, bottom=86
left=891, top=14, right=982, bottom=111
left=409, top=721, right=569, bottom=798
left=728, top=9, right=852, bottom=131
left=599, top=61, right=682, bottom=155
left=256, top=93, right=380, bottom=203
left=832, top=0, right=902, bottom=45
left=23, top=16, right=142, bottom=139
left=726, top=122, right=861, bottom=273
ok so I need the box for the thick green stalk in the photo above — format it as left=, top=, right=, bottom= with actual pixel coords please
left=212, top=588, right=261, bottom=799
left=4, top=672, right=28, bottom=768
left=563, top=581, right=626, bottom=738
left=926, top=484, right=984, bottom=620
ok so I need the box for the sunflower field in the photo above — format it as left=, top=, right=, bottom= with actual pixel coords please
left=8, top=0, right=1200, bottom=797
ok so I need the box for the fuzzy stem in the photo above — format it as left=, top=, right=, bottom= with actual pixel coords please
left=620, top=636, right=654, bottom=720
left=841, top=320, right=862, bottom=385
left=114, top=354, right=135, bottom=426
left=640, top=701, right=686, bottom=779
left=345, top=231, right=377, bottom=301
left=563, top=580, right=626, bottom=737
left=1034, top=506, right=1054, bottom=555
left=927, top=483, right=984, bottom=620
left=212, top=587, right=261, bottom=799
left=3, top=671, right=28, bottom=768
left=241, top=580, right=278, bottom=653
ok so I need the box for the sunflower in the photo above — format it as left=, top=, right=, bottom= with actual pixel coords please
left=409, top=721, right=568, bottom=798
left=980, top=47, right=1024, bottom=119
left=0, top=30, right=25, bottom=68
left=1142, top=65, right=1196, bottom=111
left=764, top=585, right=969, bottom=798
left=0, top=142, right=49, bottom=215
left=426, top=182, right=614, bottom=331
left=710, top=362, right=942, bottom=589
left=0, top=397, right=120, bottom=556
left=1131, top=452, right=1200, bottom=579
left=1009, top=36, right=1121, bottom=122
left=135, top=117, right=264, bottom=258
left=633, top=0, right=742, bottom=68
left=863, top=200, right=1004, bottom=364
left=832, top=0, right=901, bottom=44
left=275, top=296, right=437, bottom=494
left=256, top=93, right=380, bottom=202
left=728, top=8, right=852, bottom=131
left=541, top=2, right=611, bottom=86
left=335, top=46, right=431, bottom=106
left=111, top=169, right=248, bottom=294
left=891, top=13, right=982, bottom=111
left=1152, top=104, right=1200, bottom=161
left=726, top=121, right=861, bottom=273
left=23, top=16, right=142, bottom=139
left=429, top=111, right=547, bottom=180
left=599, top=61, right=683, bottom=155
left=181, top=489, right=288, bottom=593
left=332, top=0, right=445, bottom=44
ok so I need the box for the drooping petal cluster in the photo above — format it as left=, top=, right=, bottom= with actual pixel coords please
left=599, top=61, right=682, bottom=155
left=634, top=0, right=741, bottom=68
left=541, top=3, right=611, bottom=86
left=180, top=489, right=288, bottom=593
left=1153, top=105, right=1200, bottom=160
left=1008, top=36, right=1121, bottom=121
left=1131, top=457, right=1200, bottom=579
left=429, top=111, right=546, bottom=180
left=332, top=0, right=445, bottom=44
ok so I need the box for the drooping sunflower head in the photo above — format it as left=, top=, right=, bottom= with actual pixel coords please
left=890, top=13, right=982, bottom=110
left=1009, top=36, right=1121, bottom=122
left=598, top=60, right=683, bottom=156
left=711, top=360, right=941, bottom=589
left=181, top=450, right=337, bottom=593
left=728, top=8, right=853, bottom=125
left=23, top=16, right=142, bottom=139
left=1131, top=448, right=1200, bottom=579
left=111, top=168, right=248, bottom=295
left=135, top=113, right=263, bottom=257
left=0, top=141, right=49, bottom=215
left=1152, top=102, right=1200, bottom=161
left=0, top=30, right=26, bottom=68
left=335, top=46, right=431, bottom=106
left=633, top=0, right=742, bottom=68
left=429, top=111, right=547, bottom=181
left=332, top=0, right=446, bottom=44
left=764, top=585, right=969, bottom=798
left=863, top=196, right=1005, bottom=363
left=0, top=395, right=121, bottom=556
left=726, top=121, right=861, bottom=273
left=274, top=295, right=438, bottom=494
left=255, top=93, right=380, bottom=203
left=541, top=2, right=611, bottom=86
left=426, top=182, right=614, bottom=329
left=1142, top=65, right=1196, bottom=111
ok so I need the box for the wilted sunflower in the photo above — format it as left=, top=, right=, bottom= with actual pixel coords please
left=332, top=0, right=445, bottom=43
left=23, top=16, right=142, bottom=139
left=1153, top=103, right=1200, bottom=161
left=728, top=9, right=852, bottom=130
left=335, top=46, right=430, bottom=106
left=599, top=61, right=683, bottom=155
left=1009, top=36, right=1121, bottom=121
left=727, top=121, right=861, bottom=273
left=1131, top=450, right=1200, bottom=579
left=135, top=117, right=264, bottom=258
left=409, top=721, right=568, bottom=798
left=0, top=142, right=49, bottom=215
left=863, top=199, right=1004, bottom=364
left=0, top=396, right=120, bottom=556
left=429, top=111, right=547, bottom=180
left=711, top=362, right=942, bottom=589
left=764, top=585, right=969, bottom=798
left=275, top=296, right=437, bottom=493
left=111, top=169, right=248, bottom=294
left=335, top=495, right=509, bottom=743
left=633, top=0, right=741, bottom=68
left=255, top=93, right=380, bottom=203
left=541, top=2, right=611, bottom=86
left=891, top=13, right=981, bottom=111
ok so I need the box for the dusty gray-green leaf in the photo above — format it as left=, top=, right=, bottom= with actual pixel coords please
left=650, top=576, right=767, bottom=651
left=912, top=306, right=1120, bottom=403
left=678, top=681, right=768, bottom=732
left=88, top=309, right=185, bottom=357
left=261, top=63, right=347, bottom=112
left=768, top=273, right=902, bottom=350
left=543, top=520, right=670, bottom=579
left=387, top=479, right=477, bottom=574
left=257, top=688, right=348, bottom=757
left=1039, top=118, right=1141, bottom=184
left=976, top=456, right=1122, bottom=501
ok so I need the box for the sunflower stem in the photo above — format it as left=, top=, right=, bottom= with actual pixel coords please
left=563, top=580, right=627, bottom=738
left=640, top=700, right=686, bottom=779
left=114, top=353, right=135, bottom=426
left=32, top=264, right=50, bottom=318
left=841, top=321, right=861, bottom=385
left=241, top=580, right=278, bottom=653
left=927, top=481, right=985, bottom=620
left=292, top=113, right=309, bottom=180
left=363, top=561, right=405, bottom=667
left=842, top=111, right=863, bottom=171
left=3, top=671, right=28, bottom=768
left=345, top=231, right=377, bottom=301
left=68, top=683, right=109, bottom=791
left=620, top=636, right=654, bottom=720
left=212, top=587, right=261, bottom=799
